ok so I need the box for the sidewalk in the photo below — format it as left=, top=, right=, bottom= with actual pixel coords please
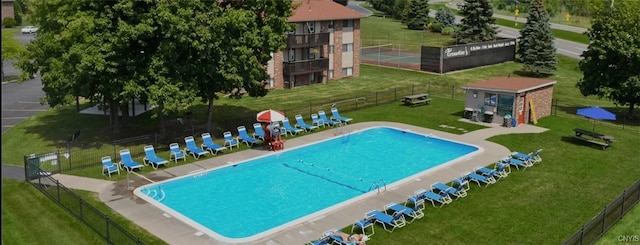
left=48, top=121, right=548, bottom=245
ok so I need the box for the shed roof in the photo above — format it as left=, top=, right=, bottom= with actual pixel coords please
left=289, top=0, right=365, bottom=22
left=461, top=77, right=557, bottom=93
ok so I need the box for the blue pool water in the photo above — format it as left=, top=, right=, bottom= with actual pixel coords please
left=137, top=126, right=479, bottom=242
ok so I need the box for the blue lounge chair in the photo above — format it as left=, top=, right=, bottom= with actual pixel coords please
left=473, top=166, right=502, bottom=180
left=414, top=188, right=452, bottom=207
left=384, top=200, right=425, bottom=223
left=143, top=145, right=169, bottom=169
left=101, top=156, right=120, bottom=177
left=318, top=110, right=342, bottom=127
left=331, top=107, right=353, bottom=124
left=184, top=136, right=210, bottom=159
left=493, top=161, right=511, bottom=179
left=269, top=122, right=288, bottom=137
left=281, top=117, right=304, bottom=136
left=324, top=228, right=370, bottom=245
left=452, top=177, right=471, bottom=192
left=366, top=209, right=406, bottom=232
left=351, top=214, right=375, bottom=236
left=308, top=234, right=331, bottom=245
left=462, top=171, right=497, bottom=186
left=237, top=126, right=260, bottom=146
left=119, top=149, right=144, bottom=172
left=169, top=143, right=186, bottom=163
left=512, top=149, right=543, bottom=164
left=223, top=131, right=240, bottom=149
left=201, top=133, right=226, bottom=155
left=431, top=182, right=467, bottom=199
left=295, top=114, right=318, bottom=132
left=311, top=113, right=329, bottom=128
left=252, top=123, right=266, bottom=140
left=502, top=156, right=533, bottom=170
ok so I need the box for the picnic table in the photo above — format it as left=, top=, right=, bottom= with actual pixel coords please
left=402, top=93, right=431, bottom=107
left=572, top=128, right=614, bottom=149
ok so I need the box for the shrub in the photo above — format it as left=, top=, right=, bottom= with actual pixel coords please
left=428, top=22, right=442, bottom=32
left=441, top=26, right=455, bottom=35
left=3, top=17, right=17, bottom=28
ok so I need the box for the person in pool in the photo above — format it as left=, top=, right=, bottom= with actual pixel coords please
left=332, top=231, right=369, bottom=245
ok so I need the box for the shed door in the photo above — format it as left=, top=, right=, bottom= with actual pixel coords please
left=518, top=95, right=526, bottom=124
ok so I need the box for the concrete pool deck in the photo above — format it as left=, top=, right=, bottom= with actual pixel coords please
left=55, top=121, right=547, bottom=245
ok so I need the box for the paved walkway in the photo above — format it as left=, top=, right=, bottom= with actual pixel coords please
left=49, top=121, right=547, bottom=245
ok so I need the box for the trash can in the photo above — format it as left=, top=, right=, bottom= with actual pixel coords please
left=483, top=111, right=494, bottom=123
left=464, top=108, right=474, bottom=119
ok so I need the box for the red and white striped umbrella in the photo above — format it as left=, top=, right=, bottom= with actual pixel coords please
left=256, top=109, right=285, bottom=122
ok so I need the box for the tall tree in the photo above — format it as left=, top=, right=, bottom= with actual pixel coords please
left=17, top=0, right=293, bottom=136
left=405, top=0, right=430, bottom=30
left=456, top=0, right=498, bottom=44
left=198, top=0, right=293, bottom=132
left=577, top=1, right=640, bottom=117
left=1, top=30, right=25, bottom=82
left=517, top=0, right=557, bottom=75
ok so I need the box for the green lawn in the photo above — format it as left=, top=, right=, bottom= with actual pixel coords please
left=3, top=59, right=639, bottom=244
left=2, top=11, right=638, bottom=245
left=596, top=205, right=640, bottom=245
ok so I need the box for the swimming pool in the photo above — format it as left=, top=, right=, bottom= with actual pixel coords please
left=135, top=126, right=480, bottom=243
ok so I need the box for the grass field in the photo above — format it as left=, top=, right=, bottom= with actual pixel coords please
left=3, top=59, right=639, bottom=244
left=2, top=11, right=638, bottom=245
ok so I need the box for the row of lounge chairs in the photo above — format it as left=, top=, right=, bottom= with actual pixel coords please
left=309, top=148, right=544, bottom=244
left=102, top=108, right=355, bottom=178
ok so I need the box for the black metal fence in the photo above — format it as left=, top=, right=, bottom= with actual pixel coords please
left=23, top=83, right=469, bottom=177
left=28, top=175, right=145, bottom=245
left=563, top=179, right=640, bottom=245
left=552, top=99, right=640, bottom=133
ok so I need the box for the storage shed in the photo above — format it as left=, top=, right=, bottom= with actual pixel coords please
left=461, top=77, right=556, bottom=126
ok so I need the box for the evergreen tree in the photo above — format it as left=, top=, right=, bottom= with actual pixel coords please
left=405, top=0, right=430, bottom=30
left=455, top=0, right=498, bottom=44
left=435, top=7, right=456, bottom=29
left=517, top=0, right=557, bottom=75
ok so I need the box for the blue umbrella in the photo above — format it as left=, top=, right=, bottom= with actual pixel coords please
left=577, top=106, right=616, bottom=130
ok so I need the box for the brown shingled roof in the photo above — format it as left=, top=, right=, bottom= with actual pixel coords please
left=289, top=0, right=365, bottom=22
left=461, top=77, right=556, bottom=93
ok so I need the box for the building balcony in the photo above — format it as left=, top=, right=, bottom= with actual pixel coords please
left=286, top=32, right=330, bottom=48
left=283, top=58, right=329, bottom=76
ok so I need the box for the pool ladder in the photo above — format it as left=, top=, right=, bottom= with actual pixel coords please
left=369, top=179, right=387, bottom=194
left=145, top=186, right=166, bottom=202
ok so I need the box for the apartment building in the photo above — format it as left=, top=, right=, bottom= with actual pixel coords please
left=2, top=0, right=15, bottom=23
left=266, top=0, right=365, bottom=89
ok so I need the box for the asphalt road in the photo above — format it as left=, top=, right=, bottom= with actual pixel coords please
left=2, top=32, right=46, bottom=179
left=349, top=1, right=588, bottom=60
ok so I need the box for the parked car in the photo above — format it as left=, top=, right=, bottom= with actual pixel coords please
left=21, top=26, right=38, bottom=34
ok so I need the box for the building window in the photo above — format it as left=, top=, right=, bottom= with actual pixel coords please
left=306, top=21, right=315, bottom=33
left=329, top=45, right=334, bottom=54
left=342, top=43, right=353, bottom=52
left=328, top=70, right=334, bottom=79
left=328, top=20, right=334, bottom=29
left=497, top=94, right=514, bottom=116
left=343, top=19, right=353, bottom=28
left=342, top=67, right=353, bottom=76
left=485, top=93, right=497, bottom=106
